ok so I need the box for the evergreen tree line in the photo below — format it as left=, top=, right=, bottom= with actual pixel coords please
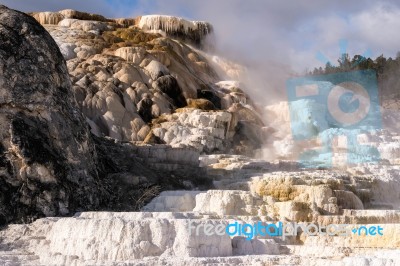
left=309, top=53, right=400, bottom=100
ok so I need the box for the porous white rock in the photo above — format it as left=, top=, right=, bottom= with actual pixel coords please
left=58, top=18, right=109, bottom=32
left=58, top=42, right=77, bottom=60
left=142, top=191, right=200, bottom=212
left=114, top=47, right=147, bottom=65
left=114, top=64, right=148, bottom=85
left=152, top=109, right=233, bottom=153
left=32, top=12, right=64, bottom=25
left=144, top=60, right=170, bottom=80
left=232, top=238, right=280, bottom=255
left=193, top=190, right=261, bottom=216
left=138, top=15, right=212, bottom=39
left=0, top=213, right=235, bottom=265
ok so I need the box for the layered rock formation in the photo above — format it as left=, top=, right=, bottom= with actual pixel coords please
left=29, top=8, right=265, bottom=156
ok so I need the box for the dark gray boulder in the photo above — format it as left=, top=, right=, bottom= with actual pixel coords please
left=0, top=5, right=107, bottom=224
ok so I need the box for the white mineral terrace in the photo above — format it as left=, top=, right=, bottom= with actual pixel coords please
left=1, top=159, right=400, bottom=265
